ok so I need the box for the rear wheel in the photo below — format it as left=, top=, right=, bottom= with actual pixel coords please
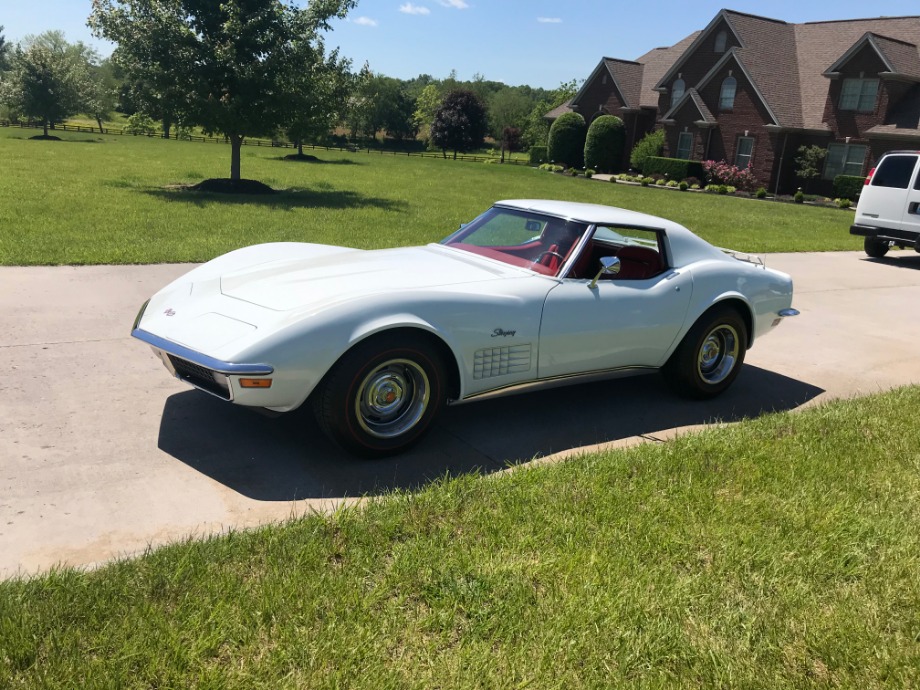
left=864, top=236, right=890, bottom=258
left=312, top=333, right=446, bottom=457
left=664, top=305, right=748, bottom=399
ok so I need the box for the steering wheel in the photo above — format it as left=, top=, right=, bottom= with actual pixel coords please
left=535, top=250, right=565, bottom=264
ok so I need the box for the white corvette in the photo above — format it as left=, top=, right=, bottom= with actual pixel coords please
left=132, top=199, right=798, bottom=456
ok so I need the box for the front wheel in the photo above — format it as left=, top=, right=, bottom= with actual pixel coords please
left=312, top=334, right=447, bottom=457
left=664, top=306, right=748, bottom=399
left=864, top=237, right=890, bottom=258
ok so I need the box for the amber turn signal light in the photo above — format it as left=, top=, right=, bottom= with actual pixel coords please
left=239, top=378, right=272, bottom=388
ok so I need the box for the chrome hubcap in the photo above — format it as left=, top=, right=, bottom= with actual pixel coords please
left=356, top=359, right=430, bottom=439
left=697, top=325, right=740, bottom=384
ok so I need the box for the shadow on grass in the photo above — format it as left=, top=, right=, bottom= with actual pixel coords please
left=275, top=154, right=361, bottom=165
left=157, top=365, right=824, bottom=501
left=143, top=186, right=405, bottom=212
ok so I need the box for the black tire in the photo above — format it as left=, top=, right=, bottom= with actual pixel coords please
left=864, top=237, right=890, bottom=258
left=664, top=305, right=748, bottom=399
left=312, top=333, right=447, bottom=457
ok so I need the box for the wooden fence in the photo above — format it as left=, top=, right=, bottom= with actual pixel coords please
left=0, top=120, right=531, bottom=165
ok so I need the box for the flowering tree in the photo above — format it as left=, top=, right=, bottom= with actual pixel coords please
left=703, top=160, right=759, bottom=192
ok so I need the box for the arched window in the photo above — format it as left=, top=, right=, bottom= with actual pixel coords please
left=671, top=78, right=686, bottom=108
left=714, top=30, right=727, bottom=53
left=719, top=76, right=737, bottom=110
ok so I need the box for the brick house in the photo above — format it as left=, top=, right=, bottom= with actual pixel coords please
left=555, top=9, right=920, bottom=194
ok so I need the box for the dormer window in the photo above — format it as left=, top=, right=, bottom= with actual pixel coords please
left=671, top=78, right=686, bottom=108
left=719, top=76, right=737, bottom=111
left=839, top=77, right=879, bottom=113
left=714, top=30, right=727, bottom=53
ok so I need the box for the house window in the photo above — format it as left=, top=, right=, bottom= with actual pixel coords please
left=677, top=132, right=694, bottom=160
left=671, top=79, right=686, bottom=108
left=720, top=76, right=737, bottom=110
left=714, top=30, right=727, bottom=53
left=839, top=78, right=879, bottom=113
left=735, top=137, right=754, bottom=169
left=824, top=143, right=867, bottom=179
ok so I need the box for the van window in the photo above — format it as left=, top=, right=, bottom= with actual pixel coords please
left=871, top=155, right=917, bottom=189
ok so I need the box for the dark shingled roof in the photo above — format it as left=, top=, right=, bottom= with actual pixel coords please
left=795, top=16, right=920, bottom=130
left=634, top=32, right=701, bottom=108
left=603, top=59, right=644, bottom=109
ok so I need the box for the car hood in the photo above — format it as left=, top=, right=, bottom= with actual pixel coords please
left=219, top=244, right=520, bottom=311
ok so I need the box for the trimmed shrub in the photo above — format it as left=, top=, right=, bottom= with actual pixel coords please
left=834, top=175, right=864, bottom=201
left=641, top=177, right=651, bottom=187
left=655, top=178, right=666, bottom=186
left=641, top=156, right=705, bottom=182
left=548, top=112, right=586, bottom=169
left=529, top=146, right=548, bottom=166
left=584, top=169, right=595, bottom=178
left=835, top=197, right=853, bottom=209
left=755, top=187, right=768, bottom=199
left=630, top=129, right=664, bottom=170
left=666, top=180, right=679, bottom=188
left=584, top=115, right=625, bottom=173
left=794, top=190, right=805, bottom=203
left=690, top=183, right=701, bottom=190
left=566, top=167, right=578, bottom=176
left=678, top=181, right=689, bottom=191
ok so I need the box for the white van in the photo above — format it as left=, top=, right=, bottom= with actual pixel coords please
left=850, top=151, right=920, bottom=257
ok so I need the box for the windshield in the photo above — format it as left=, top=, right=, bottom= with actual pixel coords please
left=441, top=207, right=589, bottom=276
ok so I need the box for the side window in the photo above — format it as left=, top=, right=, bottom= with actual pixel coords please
left=871, top=155, right=917, bottom=189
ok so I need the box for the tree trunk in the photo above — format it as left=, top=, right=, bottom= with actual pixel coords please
left=501, top=141, right=506, bottom=163
left=96, top=116, right=104, bottom=134
left=162, top=121, right=171, bottom=139
left=230, top=134, right=243, bottom=180
left=298, top=139, right=304, bottom=156
left=43, top=119, right=49, bottom=137
left=452, top=149, right=457, bottom=160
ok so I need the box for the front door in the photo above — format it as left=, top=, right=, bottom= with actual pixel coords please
left=538, top=269, right=694, bottom=379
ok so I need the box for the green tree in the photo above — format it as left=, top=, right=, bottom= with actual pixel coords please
left=6, top=32, right=93, bottom=137
left=90, top=0, right=357, bottom=183
left=488, top=88, right=529, bottom=161
left=412, top=83, right=441, bottom=144
left=794, top=145, right=827, bottom=193
left=584, top=115, right=625, bottom=173
left=522, top=78, right=578, bottom=150
left=84, top=58, right=119, bottom=132
left=547, top=111, right=586, bottom=169
left=430, top=89, right=488, bottom=159
left=287, top=49, right=354, bottom=154
left=0, top=26, right=9, bottom=72
left=629, top=129, right=664, bottom=171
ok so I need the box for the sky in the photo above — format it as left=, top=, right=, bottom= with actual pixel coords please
left=3, top=0, right=920, bottom=89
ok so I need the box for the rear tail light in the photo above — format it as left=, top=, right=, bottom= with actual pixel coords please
left=864, top=167, right=875, bottom=185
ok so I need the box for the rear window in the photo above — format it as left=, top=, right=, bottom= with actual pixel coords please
left=871, top=155, right=918, bottom=189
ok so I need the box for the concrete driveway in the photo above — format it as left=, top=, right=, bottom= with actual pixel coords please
left=3, top=251, right=920, bottom=578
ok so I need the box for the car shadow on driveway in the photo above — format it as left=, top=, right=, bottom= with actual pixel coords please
left=865, top=254, right=920, bottom=270
left=157, top=365, right=824, bottom=502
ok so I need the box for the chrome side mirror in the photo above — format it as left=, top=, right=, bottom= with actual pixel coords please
left=589, top=256, right=621, bottom=289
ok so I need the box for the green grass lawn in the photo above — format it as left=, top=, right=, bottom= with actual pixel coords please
left=0, top=127, right=859, bottom=265
left=2, top=388, right=919, bottom=688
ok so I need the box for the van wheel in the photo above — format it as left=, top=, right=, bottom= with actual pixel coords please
left=864, top=237, right=890, bottom=258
